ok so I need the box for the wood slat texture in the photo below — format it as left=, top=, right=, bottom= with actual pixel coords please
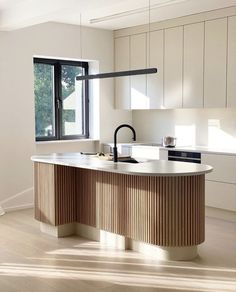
left=98, top=172, right=205, bottom=246
left=34, top=163, right=76, bottom=226
left=76, top=169, right=97, bottom=227
left=34, top=163, right=205, bottom=246
left=54, top=165, right=77, bottom=225
left=34, top=162, right=56, bottom=225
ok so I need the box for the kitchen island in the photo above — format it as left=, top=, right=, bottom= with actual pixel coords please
left=31, top=153, right=212, bottom=260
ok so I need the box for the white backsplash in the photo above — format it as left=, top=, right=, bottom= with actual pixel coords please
left=133, top=108, right=236, bottom=149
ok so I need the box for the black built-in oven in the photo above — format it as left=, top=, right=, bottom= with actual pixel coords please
left=168, top=150, right=201, bottom=164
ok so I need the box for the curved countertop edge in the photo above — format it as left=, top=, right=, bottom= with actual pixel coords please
left=31, top=153, right=213, bottom=177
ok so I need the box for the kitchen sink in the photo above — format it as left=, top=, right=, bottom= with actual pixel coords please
left=118, top=157, right=139, bottom=163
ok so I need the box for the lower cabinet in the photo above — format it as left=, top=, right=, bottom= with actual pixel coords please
left=131, top=145, right=160, bottom=159
left=103, top=143, right=160, bottom=159
left=201, top=153, right=236, bottom=212
left=159, top=148, right=168, bottom=160
left=205, top=180, right=236, bottom=212
left=103, top=144, right=132, bottom=156
left=158, top=150, right=236, bottom=212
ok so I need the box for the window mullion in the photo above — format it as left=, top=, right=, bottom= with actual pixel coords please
left=54, top=63, right=61, bottom=140
left=84, top=63, right=89, bottom=138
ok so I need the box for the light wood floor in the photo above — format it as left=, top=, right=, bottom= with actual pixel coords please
left=0, top=209, right=235, bottom=292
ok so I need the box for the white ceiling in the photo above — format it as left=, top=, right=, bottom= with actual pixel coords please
left=0, top=0, right=236, bottom=31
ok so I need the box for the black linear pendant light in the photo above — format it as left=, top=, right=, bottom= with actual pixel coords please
left=76, top=0, right=157, bottom=81
left=76, top=68, right=157, bottom=81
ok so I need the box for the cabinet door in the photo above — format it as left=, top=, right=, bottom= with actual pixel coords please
left=204, top=18, right=227, bottom=107
left=147, top=30, right=164, bottom=108
left=131, top=145, right=160, bottom=159
left=130, top=33, right=147, bottom=109
left=201, top=153, right=236, bottom=184
left=164, top=26, right=183, bottom=109
left=227, top=16, right=236, bottom=107
left=205, top=181, right=236, bottom=212
left=159, top=148, right=168, bottom=160
left=115, top=36, right=130, bottom=109
left=183, top=22, right=204, bottom=108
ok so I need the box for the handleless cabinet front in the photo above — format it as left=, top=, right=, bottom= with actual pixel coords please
left=130, top=33, right=147, bottom=109
left=204, top=18, right=227, bottom=107
left=183, top=22, right=204, bottom=108
left=227, top=16, right=236, bottom=107
left=164, top=26, right=183, bottom=109
left=147, top=30, right=164, bottom=109
left=115, top=36, right=131, bottom=109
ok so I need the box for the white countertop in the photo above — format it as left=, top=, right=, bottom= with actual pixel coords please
left=160, top=145, right=236, bottom=155
left=31, top=153, right=213, bottom=177
left=103, top=142, right=236, bottom=155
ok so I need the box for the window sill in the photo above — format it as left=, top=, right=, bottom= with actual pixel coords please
left=36, top=138, right=99, bottom=145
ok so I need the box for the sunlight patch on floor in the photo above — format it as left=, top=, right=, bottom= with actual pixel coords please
left=28, top=256, right=236, bottom=273
left=0, top=263, right=235, bottom=291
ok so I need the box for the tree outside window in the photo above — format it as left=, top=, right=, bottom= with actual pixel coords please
left=34, top=58, right=89, bottom=141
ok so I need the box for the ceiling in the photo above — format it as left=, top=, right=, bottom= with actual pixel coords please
left=0, top=0, right=236, bottom=31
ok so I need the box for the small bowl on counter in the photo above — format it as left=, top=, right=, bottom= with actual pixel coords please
left=162, top=136, right=177, bottom=148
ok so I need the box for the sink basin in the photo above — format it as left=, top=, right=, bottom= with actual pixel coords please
left=118, top=157, right=139, bottom=163
left=95, top=155, right=141, bottom=163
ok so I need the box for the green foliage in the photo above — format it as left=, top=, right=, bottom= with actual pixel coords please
left=34, top=63, right=82, bottom=138
left=61, top=65, right=82, bottom=100
left=34, top=63, right=54, bottom=137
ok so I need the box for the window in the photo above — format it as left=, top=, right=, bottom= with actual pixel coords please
left=33, top=58, right=89, bottom=141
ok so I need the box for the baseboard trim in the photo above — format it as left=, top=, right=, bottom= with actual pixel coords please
left=4, top=204, right=34, bottom=213
left=205, top=206, right=236, bottom=222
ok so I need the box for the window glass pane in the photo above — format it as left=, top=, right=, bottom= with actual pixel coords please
left=61, top=65, right=85, bottom=136
left=34, top=63, right=55, bottom=138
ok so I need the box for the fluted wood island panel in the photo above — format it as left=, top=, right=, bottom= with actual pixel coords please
left=34, top=162, right=205, bottom=247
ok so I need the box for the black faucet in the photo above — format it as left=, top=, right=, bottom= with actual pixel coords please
left=113, top=124, right=136, bottom=162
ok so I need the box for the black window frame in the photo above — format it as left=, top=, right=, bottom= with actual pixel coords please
left=34, top=58, right=89, bottom=142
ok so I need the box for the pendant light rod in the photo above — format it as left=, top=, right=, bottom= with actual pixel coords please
left=76, top=0, right=157, bottom=81
left=76, top=68, right=157, bottom=81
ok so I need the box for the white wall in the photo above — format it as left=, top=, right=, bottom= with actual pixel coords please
left=0, top=22, right=132, bottom=212
left=133, top=108, right=236, bottom=148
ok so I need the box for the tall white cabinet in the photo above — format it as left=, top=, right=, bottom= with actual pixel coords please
left=204, top=18, right=227, bottom=107
left=114, top=36, right=130, bottom=109
left=227, top=15, right=236, bottom=107
left=164, top=26, right=183, bottom=109
left=202, top=153, right=236, bottom=212
left=114, top=8, right=236, bottom=110
left=183, top=22, right=204, bottom=108
left=130, top=33, right=147, bottom=109
left=147, top=30, right=164, bottom=108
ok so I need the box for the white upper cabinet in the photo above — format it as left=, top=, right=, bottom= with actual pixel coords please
left=204, top=18, right=227, bottom=107
left=114, top=7, right=236, bottom=110
left=130, top=33, right=147, bottom=109
left=147, top=30, right=164, bottom=109
left=227, top=16, right=236, bottom=107
left=114, top=36, right=130, bottom=109
left=164, top=26, right=183, bottom=109
left=183, top=22, right=204, bottom=108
